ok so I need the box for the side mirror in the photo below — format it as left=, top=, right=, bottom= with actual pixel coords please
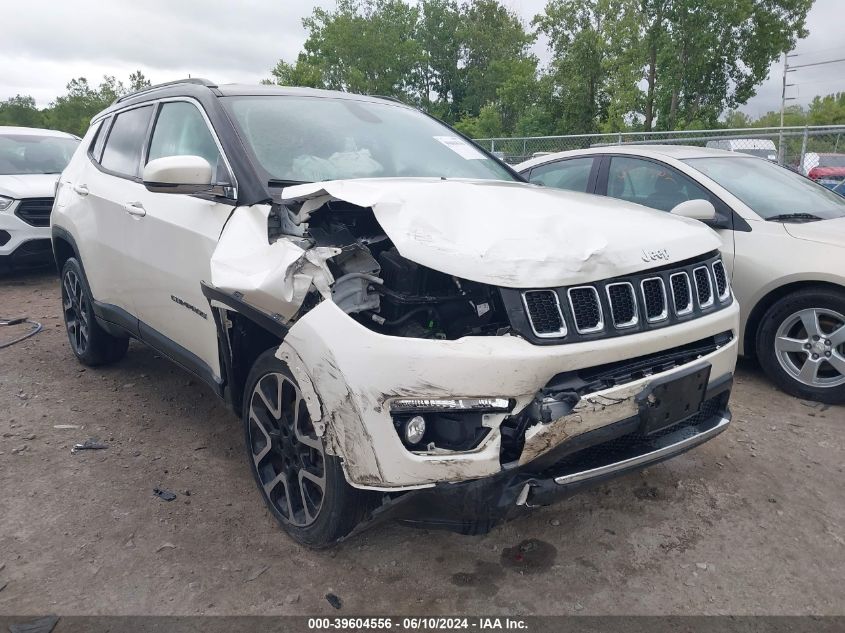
left=143, top=155, right=213, bottom=194
left=670, top=199, right=716, bottom=221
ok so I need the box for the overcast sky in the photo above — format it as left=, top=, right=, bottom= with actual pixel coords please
left=2, top=0, right=843, bottom=119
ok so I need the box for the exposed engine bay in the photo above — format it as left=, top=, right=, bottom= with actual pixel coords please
left=271, top=199, right=511, bottom=339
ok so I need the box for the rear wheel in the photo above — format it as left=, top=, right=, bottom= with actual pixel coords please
left=757, top=288, right=845, bottom=404
left=242, top=349, right=370, bottom=547
left=61, top=257, right=129, bottom=366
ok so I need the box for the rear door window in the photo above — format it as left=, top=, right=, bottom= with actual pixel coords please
left=527, top=157, right=595, bottom=192
left=100, top=106, right=154, bottom=178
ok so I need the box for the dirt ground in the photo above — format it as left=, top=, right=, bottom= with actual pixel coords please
left=1, top=268, right=843, bottom=616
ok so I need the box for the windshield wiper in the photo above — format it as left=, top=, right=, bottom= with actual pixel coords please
left=268, top=178, right=310, bottom=188
left=766, top=213, right=823, bottom=223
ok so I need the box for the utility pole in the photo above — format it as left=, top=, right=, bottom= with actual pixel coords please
left=778, top=52, right=845, bottom=164
left=779, top=52, right=798, bottom=165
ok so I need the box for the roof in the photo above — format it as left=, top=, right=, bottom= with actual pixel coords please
left=215, top=83, right=408, bottom=106
left=0, top=125, right=78, bottom=139
left=515, top=144, right=740, bottom=171
left=94, top=78, right=411, bottom=121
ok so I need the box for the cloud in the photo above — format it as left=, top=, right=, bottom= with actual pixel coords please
left=2, top=0, right=843, bottom=116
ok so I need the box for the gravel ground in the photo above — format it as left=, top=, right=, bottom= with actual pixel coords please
left=1, top=269, right=843, bottom=616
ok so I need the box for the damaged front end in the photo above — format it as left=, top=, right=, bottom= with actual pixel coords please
left=204, top=177, right=739, bottom=535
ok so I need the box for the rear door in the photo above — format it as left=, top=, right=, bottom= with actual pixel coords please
left=124, top=99, right=236, bottom=382
left=68, top=105, right=155, bottom=326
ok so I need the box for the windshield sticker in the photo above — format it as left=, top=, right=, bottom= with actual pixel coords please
left=434, top=136, right=487, bottom=160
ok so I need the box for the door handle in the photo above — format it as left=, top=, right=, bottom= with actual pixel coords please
left=124, top=202, right=146, bottom=217
left=72, top=184, right=89, bottom=196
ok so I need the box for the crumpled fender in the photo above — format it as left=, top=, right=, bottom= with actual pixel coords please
left=209, top=204, right=339, bottom=320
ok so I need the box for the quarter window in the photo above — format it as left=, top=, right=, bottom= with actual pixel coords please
left=100, top=106, right=154, bottom=178
left=527, top=157, right=594, bottom=192
left=607, top=156, right=710, bottom=212
left=89, top=117, right=111, bottom=163
left=147, top=102, right=223, bottom=177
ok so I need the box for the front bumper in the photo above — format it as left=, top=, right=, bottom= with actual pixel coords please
left=371, top=386, right=730, bottom=535
left=0, top=203, right=51, bottom=260
left=280, top=298, right=740, bottom=490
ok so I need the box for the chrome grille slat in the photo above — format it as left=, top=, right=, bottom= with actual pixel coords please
left=712, top=260, right=729, bottom=301
left=512, top=253, right=730, bottom=343
left=568, top=286, right=604, bottom=333
left=606, top=282, right=638, bottom=329
left=522, top=290, right=567, bottom=338
left=693, top=266, right=714, bottom=308
left=670, top=272, right=693, bottom=316
left=640, top=277, right=668, bottom=322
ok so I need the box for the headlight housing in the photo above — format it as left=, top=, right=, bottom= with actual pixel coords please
left=0, top=195, right=14, bottom=211
left=389, top=397, right=512, bottom=413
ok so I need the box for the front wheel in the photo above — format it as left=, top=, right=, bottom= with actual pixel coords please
left=757, top=288, right=845, bottom=404
left=242, top=349, right=371, bottom=547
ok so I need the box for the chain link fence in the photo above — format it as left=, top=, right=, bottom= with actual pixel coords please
left=475, top=126, right=845, bottom=184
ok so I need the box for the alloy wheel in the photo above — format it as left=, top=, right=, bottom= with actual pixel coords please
left=248, top=372, right=326, bottom=527
left=774, top=307, right=845, bottom=388
left=62, top=269, right=89, bottom=355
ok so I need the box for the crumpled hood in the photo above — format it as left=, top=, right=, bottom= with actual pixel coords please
left=784, top=216, right=845, bottom=249
left=282, top=178, right=721, bottom=288
left=0, top=174, right=60, bottom=199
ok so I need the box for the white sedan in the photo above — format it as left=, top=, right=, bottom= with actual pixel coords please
left=516, top=145, right=845, bottom=404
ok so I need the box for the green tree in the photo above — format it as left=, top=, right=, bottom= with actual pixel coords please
left=0, top=95, right=45, bottom=128
left=272, top=0, right=423, bottom=101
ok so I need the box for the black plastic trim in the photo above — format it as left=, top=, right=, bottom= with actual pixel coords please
left=200, top=282, right=289, bottom=339
left=137, top=320, right=223, bottom=397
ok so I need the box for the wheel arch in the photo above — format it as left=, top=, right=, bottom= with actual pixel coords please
left=744, top=280, right=845, bottom=357
left=201, top=282, right=288, bottom=414
left=51, top=225, right=80, bottom=276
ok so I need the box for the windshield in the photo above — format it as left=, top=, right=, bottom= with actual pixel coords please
left=222, top=96, right=514, bottom=184
left=684, top=156, right=845, bottom=220
left=0, top=134, right=79, bottom=175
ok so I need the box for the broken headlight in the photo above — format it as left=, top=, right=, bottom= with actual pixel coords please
left=390, top=398, right=512, bottom=413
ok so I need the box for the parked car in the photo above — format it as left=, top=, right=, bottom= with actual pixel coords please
left=53, top=80, right=738, bottom=546
left=0, top=126, right=79, bottom=269
left=517, top=146, right=845, bottom=403
left=802, top=152, right=845, bottom=186
left=705, top=138, right=777, bottom=161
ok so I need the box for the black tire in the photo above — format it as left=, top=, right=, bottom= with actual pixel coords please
left=756, top=288, right=845, bottom=404
left=242, top=349, right=371, bottom=548
left=60, top=257, right=129, bottom=366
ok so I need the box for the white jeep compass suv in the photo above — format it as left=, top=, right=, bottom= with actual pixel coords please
left=53, top=79, right=739, bottom=546
left=0, top=126, right=79, bottom=269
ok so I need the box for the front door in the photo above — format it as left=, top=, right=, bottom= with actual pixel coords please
left=123, top=99, right=236, bottom=382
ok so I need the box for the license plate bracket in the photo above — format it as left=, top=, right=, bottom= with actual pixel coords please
left=636, top=363, right=711, bottom=435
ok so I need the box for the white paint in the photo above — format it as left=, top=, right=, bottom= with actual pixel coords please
left=282, top=177, right=722, bottom=288
left=209, top=204, right=339, bottom=319
left=281, top=297, right=739, bottom=489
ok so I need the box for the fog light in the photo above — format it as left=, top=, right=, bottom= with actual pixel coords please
left=403, top=415, right=427, bottom=445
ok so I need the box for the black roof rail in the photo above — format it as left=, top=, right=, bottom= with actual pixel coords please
left=114, top=78, right=217, bottom=104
